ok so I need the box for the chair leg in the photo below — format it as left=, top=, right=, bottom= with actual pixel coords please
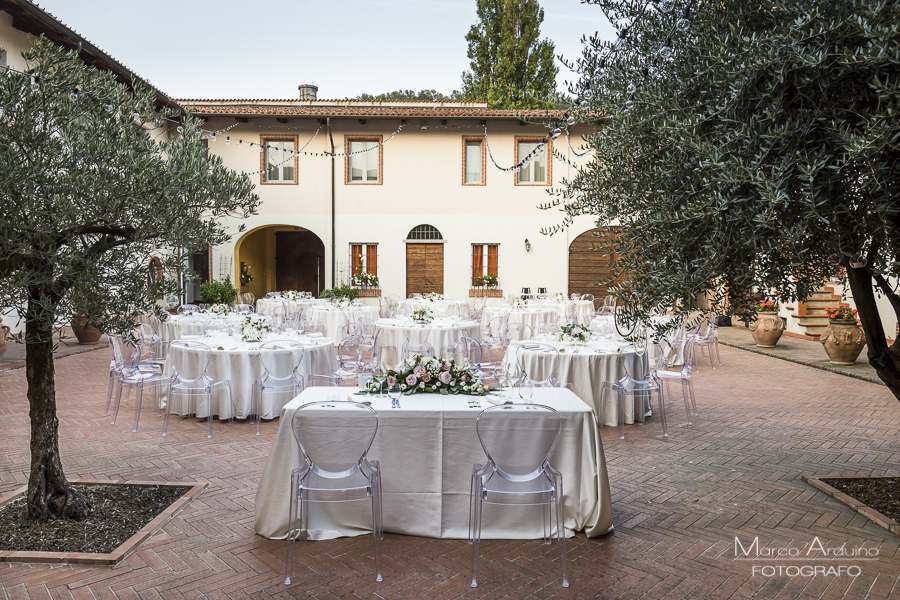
left=616, top=388, right=626, bottom=439
left=542, top=502, right=551, bottom=544
left=555, top=477, right=569, bottom=588
left=656, top=385, right=668, bottom=437
left=372, top=474, right=384, bottom=582
left=712, top=340, right=721, bottom=366
left=104, top=375, right=118, bottom=416
left=285, top=470, right=299, bottom=585
left=162, top=383, right=172, bottom=437
left=681, top=380, right=693, bottom=425
left=688, top=378, right=699, bottom=416
left=470, top=484, right=484, bottom=588
left=132, top=385, right=144, bottom=433
left=468, top=471, right=476, bottom=545
left=205, top=389, right=213, bottom=439
left=110, top=381, right=126, bottom=425
left=252, top=382, right=261, bottom=436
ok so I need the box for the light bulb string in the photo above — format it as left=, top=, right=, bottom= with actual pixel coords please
left=243, top=125, right=321, bottom=176
left=482, top=125, right=557, bottom=173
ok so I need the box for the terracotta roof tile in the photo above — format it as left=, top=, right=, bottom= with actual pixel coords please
left=180, top=101, right=565, bottom=119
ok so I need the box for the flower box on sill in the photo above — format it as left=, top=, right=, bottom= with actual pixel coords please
left=355, top=288, right=381, bottom=298
left=469, top=288, right=503, bottom=298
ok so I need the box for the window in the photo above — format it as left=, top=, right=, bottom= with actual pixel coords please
left=260, top=136, right=298, bottom=184
left=350, top=243, right=378, bottom=284
left=407, top=224, right=443, bottom=240
left=345, top=135, right=383, bottom=184
left=462, top=137, right=485, bottom=185
left=471, top=244, right=499, bottom=286
left=515, top=137, right=552, bottom=185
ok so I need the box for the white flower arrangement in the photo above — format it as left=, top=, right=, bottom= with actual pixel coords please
left=334, top=297, right=351, bottom=309
left=553, top=292, right=567, bottom=302
left=425, top=292, right=443, bottom=302
left=241, top=314, right=273, bottom=342
left=559, top=322, right=589, bottom=343
left=352, top=271, right=379, bottom=287
left=411, top=307, right=433, bottom=323
left=511, top=298, right=528, bottom=309
left=207, top=303, right=230, bottom=316
left=366, top=354, right=487, bottom=396
left=282, top=290, right=302, bottom=301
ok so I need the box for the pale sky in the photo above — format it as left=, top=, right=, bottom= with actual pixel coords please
left=33, top=0, right=615, bottom=100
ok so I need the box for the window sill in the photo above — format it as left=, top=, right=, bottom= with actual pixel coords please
left=354, top=288, right=382, bottom=297
left=469, top=288, right=503, bottom=298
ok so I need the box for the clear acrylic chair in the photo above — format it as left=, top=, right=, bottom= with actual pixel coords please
left=285, top=400, right=383, bottom=584
left=401, top=332, right=434, bottom=360
left=307, top=374, right=345, bottom=387
left=694, top=313, right=720, bottom=370
left=599, top=339, right=669, bottom=439
left=507, top=323, right=533, bottom=343
left=469, top=404, right=567, bottom=588
left=305, top=321, right=327, bottom=336
left=654, top=335, right=700, bottom=427
left=336, top=335, right=366, bottom=379
left=177, top=315, right=208, bottom=337
left=177, top=304, right=196, bottom=315
left=514, top=343, right=567, bottom=390
left=284, top=311, right=303, bottom=331
left=272, top=304, right=287, bottom=332
left=481, top=315, right=509, bottom=362
left=108, top=336, right=168, bottom=432
left=162, top=340, right=235, bottom=439
left=251, top=341, right=306, bottom=435
left=242, top=292, right=256, bottom=307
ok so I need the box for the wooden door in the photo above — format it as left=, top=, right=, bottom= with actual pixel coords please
left=568, top=227, right=620, bottom=298
left=275, top=231, right=325, bottom=295
left=406, top=243, right=444, bottom=296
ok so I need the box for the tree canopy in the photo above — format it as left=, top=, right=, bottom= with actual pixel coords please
left=459, top=0, right=559, bottom=109
left=356, top=89, right=457, bottom=101
left=550, top=0, right=900, bottom=397
left=0, top=37, right=259, bottom=519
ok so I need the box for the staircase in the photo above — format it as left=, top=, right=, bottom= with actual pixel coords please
left=793, top=284, right=843, bottom=340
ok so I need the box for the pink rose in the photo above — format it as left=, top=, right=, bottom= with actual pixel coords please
left=422, top=372, right=431, bottom=382
left=443, top=362, right=451, bottom=371
left=414, top=365, right=426, bottom=376
left=406, top=374, right=417, bottom=387
left=439, top=371, right=452, bottom=384
left=386, top=375, right=396, bottom=387
left=462, top=375, right=468, bottom=382
left=484, top=384, right=490, bottom=392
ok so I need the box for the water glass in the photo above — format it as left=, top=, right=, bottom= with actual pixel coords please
left=388, top=382, right=402, bottom=408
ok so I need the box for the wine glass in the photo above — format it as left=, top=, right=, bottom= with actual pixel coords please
left=517, top=380, right=533, bottom=403
left=388, top=382, right=402, bottom=409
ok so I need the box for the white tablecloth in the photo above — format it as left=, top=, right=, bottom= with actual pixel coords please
left=254, top=387, right=613, bottom=540
left=374, top=318, right=480, bottom=366
left=481, top=307, right=558, bottom=336
left=504, top=339, right=647, bottom=427
left=590, top=315, right=685, bottom=366
left=158, top=314, right=257, bottom=341
left=309, top=307, right=380, bottom=340
left=161, top=334, right=337, bottom=419
left=256, top=298, right=317, bottom=318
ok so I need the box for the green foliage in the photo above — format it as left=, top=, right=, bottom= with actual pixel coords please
left=0, top=37, right=260, bottom=341
left=239, top=262, right=254, bottom=285
left=320, top=284, right=360, bottom=300
left=356, top=89, right=455, bottom=101
left=553, top=0, right=900, bottom=396
left=459, top=0, right=559, bottom=108
left=474, top=273, right=499, bottom=287
left=200, top=276, right=239, bottom=305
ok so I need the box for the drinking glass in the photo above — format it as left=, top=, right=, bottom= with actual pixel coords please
left=388, top=382, right=402, bottom=408
left=517, top=381, right=533, bottom=402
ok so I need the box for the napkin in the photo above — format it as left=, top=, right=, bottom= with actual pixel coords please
left=307, top=332, right=323, bottom=338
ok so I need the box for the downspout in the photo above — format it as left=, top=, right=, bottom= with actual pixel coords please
left=328, top=117, right=336, bottom=286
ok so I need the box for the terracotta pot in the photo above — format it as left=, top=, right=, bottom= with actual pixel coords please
left=820, top=319, right=866, bottom=365
left=749, top=312, right=784, bottom=347
left=0, top=317, right=10, bottom=359
left=71, top=316, right=103, bottom=345
left=240, top=285, right=249, bottom=294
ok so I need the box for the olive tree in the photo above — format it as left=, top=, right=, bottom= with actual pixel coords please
left=0, top=37, right=259, bottom=520
left=550, top=0, right=900, bottom=399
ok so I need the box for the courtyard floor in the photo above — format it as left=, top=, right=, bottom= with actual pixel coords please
left=1, top=343, right=899, bottom=599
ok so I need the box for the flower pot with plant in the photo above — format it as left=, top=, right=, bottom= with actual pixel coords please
left=70, top=285, right=104, bottom=345
left=749, top=299, right=784, bottom=347
left=200, top=276, right=239, bottom=305
left=819, top=306, right=866, bottom=365
left=0, top=317, right=11, bottom=359
left=239, top=263, right=254, bottom=294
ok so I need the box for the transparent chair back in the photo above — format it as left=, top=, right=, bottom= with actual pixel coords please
left=163, top=340, right=234, bottom=438
left=507, top=323, right=533, bottom=343
left=253, top=340, right=306, bottom=435
left=515, top=343, right=560, bottom=388
left=108, top=335, right=167, bottom=432
left=177, top=315, right=208, bottom=336
left=402, top=330, right=433, bottom=360
left=308, top=374, right=344, bottom=387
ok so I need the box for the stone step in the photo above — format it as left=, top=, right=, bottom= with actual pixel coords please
left=806, top=299, right=840, bottom=308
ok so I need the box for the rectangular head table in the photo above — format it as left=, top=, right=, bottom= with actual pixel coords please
left=254, top=387, right=613, bottom=540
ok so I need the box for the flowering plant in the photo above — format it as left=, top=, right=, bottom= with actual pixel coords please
left=474, top=273, right=498, bottom=288
left=241, top=314, right=273, bottom=341
left=207, top=303, right=230, bottom=316
left=553, top=292, right=567, bottom=302
left=559, top=322, right=589, bottom=343
left=825, top=306, right=857, bottom=321
left=754, top=299, right=780, bottom=312
left=511, top=298, right=528, bottom=309
left=334, top=297, right=351, bottom=309
left=411, top=307, right=433, bottom=323
left=425, top=292, right=443, bottom=302
left=352, top=271, right=379, bottom=287
left=282, top=290, right=302, bottom=301
left=367, top=355, right=487, bottom=396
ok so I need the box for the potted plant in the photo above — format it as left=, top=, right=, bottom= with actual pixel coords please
left=820, top=306, right=866, bottom=365
left=749, top=299, right=785, bottom=347
left=471, top=273, right=500, bottom=298
left=70, top=285, right=104, bottom=345
left=200, top=276, right=239, bottom=305
left=0, top=317, right=11, bottom=359
left=239, top=263, right=254, bottom=294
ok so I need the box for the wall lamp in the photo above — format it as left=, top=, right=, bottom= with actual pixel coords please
left=525, top=238, right=531, bottom=252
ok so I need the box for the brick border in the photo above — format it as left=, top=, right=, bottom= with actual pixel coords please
left=0, top=479, right=208, bottom=565
left=513, top=136, right=552, bottom=186
left=259, top=135, right=300, bottom=185
left=344, top=134, right=383, bottom=185
left=461, top=136, right=486, bottom=185
left=803, top=475, right=900, bottom=536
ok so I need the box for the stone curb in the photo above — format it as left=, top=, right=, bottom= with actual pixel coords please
left=0, top=479, right=208, bottom=565
left=718, top=341, right=883, bottom=386
left=802, top=475, right=900, bottom=537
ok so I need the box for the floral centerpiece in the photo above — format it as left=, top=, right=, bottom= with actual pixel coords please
left=334, top=296, right=351, bottom=309
left=511, top=297, right=528, bottom=309
left=473, top=273, right=498, bottom=288
left=553, top=292, right=567, bottom=302
left=207, top=303, right=230, bottom=316
left=825, top=306, right=857, bottom=321
left=367, top=355, right=487, bottom=396
left=754, top=299, right=780, bottom=312
left=425, top=292, right=442, bottom=302
left=352, top=271, right=379, bottom=287
left=411, top=307, right=433, bottom=323
left=241, top=314, right=273, bottom=342
left=282, top=290, right=302, bottom=301
left=559, top=322, right=589, bottom=343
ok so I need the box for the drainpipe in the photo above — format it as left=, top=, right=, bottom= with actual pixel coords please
left=328, top=117, right=336, bottom=287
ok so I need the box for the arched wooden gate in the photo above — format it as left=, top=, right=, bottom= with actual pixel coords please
left=568, top=227, right=621, bottom=298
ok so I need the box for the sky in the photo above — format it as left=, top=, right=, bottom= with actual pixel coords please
left=33, top=0, right=616, bottom=100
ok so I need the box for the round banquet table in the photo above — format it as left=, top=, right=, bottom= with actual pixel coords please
left=158, top=313, right=262, bottom=341
left=503, top=338, right=648, bottom=428
left=590, top=314, right=685, bottom=366
left=481, top=307, right=558, bottom=336
left=256, top=298, right=316, bottom=318
left=543, top=300, right=595, bottom=326
left=161, top=333, right=337, bottom=420
left=308, top=306, right=380, bottom=340
left=400, top=299, right=470, bottom=318
left=374, top=318, right=480, bottom=366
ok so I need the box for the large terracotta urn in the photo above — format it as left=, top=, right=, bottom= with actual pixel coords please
left=820, top=319, right=866, bottom=365
left=0, top=317, right=10, bottom=359
left=750, top=312, right=784, bottom=347
left=71, top=316, right=103, bottom=345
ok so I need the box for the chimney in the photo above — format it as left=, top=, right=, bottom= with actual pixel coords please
left=298, top=84, right=318, bottom=100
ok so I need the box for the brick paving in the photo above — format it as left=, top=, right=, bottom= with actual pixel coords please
left=2, top=344, right=900, bottom=599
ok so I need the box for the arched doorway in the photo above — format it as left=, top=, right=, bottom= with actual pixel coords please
left=235, top=225, right=326, bottom=298
left=568, top=227, right=621, bottom=298
left=405, top=224, right=444, bottom=296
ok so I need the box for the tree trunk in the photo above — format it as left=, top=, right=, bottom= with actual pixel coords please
left=845, top=265, right=900, bottom=402
left=25, top=312, right=91, bottom=521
